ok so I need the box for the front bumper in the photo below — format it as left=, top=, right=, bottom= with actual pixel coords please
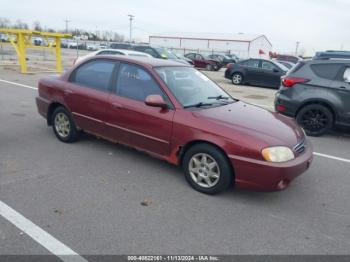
left=229, top=140, right=313, bottom=192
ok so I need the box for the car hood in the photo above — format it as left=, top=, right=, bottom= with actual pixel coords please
left=192, top=101, right=304, bottom=147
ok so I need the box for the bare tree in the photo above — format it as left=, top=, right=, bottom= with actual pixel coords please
left=0, top=17, right=11, bottom=28
left=14, top=19, right=29, bottom=29
left=33, top=21, right=42, bottom=31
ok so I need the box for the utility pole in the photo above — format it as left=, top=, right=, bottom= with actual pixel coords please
left=64, top=19, right=70, bottom=33
left=295, top=41, right=300, bottom=56
left=128, top=14, right=134, bottom=43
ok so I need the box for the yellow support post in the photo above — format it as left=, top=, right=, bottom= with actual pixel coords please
left=55, top=37, right=62, bottom=73
left=0, top=28, right=71, bottom=74
left=17, top=32, right=27, bottom=73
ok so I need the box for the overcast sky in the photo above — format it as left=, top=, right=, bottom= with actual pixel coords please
left=1, top=0, right=349, bottom=55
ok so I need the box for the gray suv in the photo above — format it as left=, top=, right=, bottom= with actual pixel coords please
left=275, top=57, right=350, bottom=136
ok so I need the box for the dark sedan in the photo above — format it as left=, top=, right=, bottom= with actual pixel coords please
left=208, top=54, right=237, bottom=66
left=225, top=58, right=289, bottom=88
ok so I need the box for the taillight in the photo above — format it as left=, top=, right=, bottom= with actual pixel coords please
left=282, top=76, right=309, bottom=87
left=276, top=104, right=286, bottom=112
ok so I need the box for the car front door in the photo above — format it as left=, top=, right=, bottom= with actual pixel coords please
left=241, top=59, right=261, bottom=84
left=64, top=59, right=117, bottom=136
left=106, top=63, right=174, bottom=156
left=260, top=61, right=284, bottom=87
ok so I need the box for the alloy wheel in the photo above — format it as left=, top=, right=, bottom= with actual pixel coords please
left=300, top=109, right=329, bottom=132
left=54, top=112, right=71, bottom=138
left=188, top=153, right=220, bottom=188
left=232, top=74, right=242, bottom=84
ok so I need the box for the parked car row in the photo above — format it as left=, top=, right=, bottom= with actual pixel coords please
left=223, top=51, right=350, bottom=137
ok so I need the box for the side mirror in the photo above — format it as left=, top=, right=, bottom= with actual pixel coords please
left=273, top=68, right=280, bottom=73
left=145, top=95, right=168, bottom=108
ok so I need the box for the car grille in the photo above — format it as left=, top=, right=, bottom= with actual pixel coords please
left=293, top=139, right=306, bottom=155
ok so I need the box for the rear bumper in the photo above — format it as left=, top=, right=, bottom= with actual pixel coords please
left=224, top=69, right=231, bottom=79
left=229, top=141, right=313, bottom=192
left=36, top=96, right=50, bottom=120
left=274, top=91, right=299, bottom=117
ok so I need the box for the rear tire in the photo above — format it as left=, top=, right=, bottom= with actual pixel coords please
left=231, top=73, right=243, bottom=85
left=52, top=106, right=79, bottom=143
left=182, top=143, right=233, bottom=195
left=296, top=104, right=333, bottom=136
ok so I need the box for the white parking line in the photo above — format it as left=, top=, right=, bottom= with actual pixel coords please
left=0, top=201, right=88, bottom=262
left=313, top=152, right=350, bottom=164
left=1, top=78, right=349, bottom=165
left=0, top=78, right=38, bottom=90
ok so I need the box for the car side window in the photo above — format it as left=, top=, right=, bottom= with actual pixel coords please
left=116, top=63, right=165, bottom=102
left=343, top=67, right=350, bottom=82
left=310, top=64, right=343, bottom=80
left=71, top=60, right=115, bottom=91
left=262, top=61, right=277, bottom=70
left=186, top=54, right=195, bottom=59
left=242, top=59, right=260, bottom=68
left=195, top=54, right=203, bottom=60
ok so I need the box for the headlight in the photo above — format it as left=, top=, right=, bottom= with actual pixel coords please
left=262, top=146, right=295, bottom=163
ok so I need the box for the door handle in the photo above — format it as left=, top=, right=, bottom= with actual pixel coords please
left=111, top=102, right=123, bottom=109
left=63, top=89, right=74, bottom=95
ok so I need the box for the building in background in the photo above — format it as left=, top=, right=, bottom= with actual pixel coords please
left=149, top=33, right=272, bottom=59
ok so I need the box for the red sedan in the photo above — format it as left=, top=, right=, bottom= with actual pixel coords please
left=36, top=56, right=313, bottom=194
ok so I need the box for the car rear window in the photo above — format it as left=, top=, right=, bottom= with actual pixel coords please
left=310, top=63, right=342, bottom=80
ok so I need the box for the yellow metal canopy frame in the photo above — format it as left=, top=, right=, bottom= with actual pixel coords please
left=0, top=28, right=71, bottom=73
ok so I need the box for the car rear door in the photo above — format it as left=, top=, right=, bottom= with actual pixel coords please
left=194, top=54, right=206, bottom=68
left=64, top=59, right=117, bottom=137
left=106, top=63, right=174, bottom=156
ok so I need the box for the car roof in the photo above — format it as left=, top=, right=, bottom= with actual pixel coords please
left=302, top=58, right=350, bottom=64
left=88, top=55, right=190, bottom=67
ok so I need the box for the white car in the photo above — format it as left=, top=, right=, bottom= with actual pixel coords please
left=74, top=49, right=153, bottom=64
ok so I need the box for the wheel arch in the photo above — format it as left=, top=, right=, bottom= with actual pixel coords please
left=47, top=102, right=68, bottom=126
left=177, top=140, right=235, bottom=178
left=296, top=100, right=337, bottom=123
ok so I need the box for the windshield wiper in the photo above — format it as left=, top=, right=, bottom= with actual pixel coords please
left=207, top=95, right=230, bottom=100
left=183, top=102, right=214, bottom=108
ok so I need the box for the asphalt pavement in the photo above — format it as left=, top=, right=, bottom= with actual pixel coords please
left=1, top=68, right=350, bottom=259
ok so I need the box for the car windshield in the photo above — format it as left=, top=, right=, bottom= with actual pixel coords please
left=155, top=67, right=235, bottom=108
left=155, top=48, right=177, bottom=59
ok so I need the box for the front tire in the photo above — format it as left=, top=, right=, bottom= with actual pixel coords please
left=231, top=73, right=243, bottom=85
left=206, top=64, right=214, bottom=71
left=182, top=143, right=233, bottom=194
left=296, top=104, right=333, bottom=136
left=52, top=106, right=79, bottom=143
